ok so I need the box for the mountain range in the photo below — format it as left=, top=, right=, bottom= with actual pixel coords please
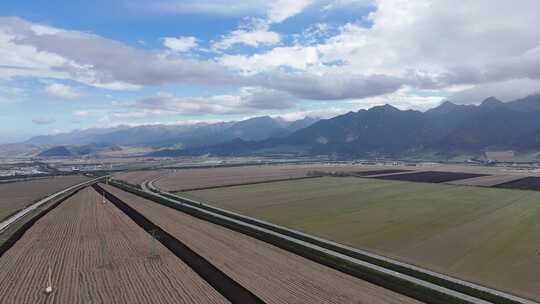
left=26, top=116, right=319, bottom=157
left=160, top=94, right=540, bottom=159
left=17, top=94, right=540, bottom=160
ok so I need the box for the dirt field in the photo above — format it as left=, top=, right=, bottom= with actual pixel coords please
left=113, top=170, right=166, bottom=186
left=0, top=187, right=229, bottom=304
left=103, top=184, right=421, bottom=304
left=495, top=176, right=540, bottom=191
left=152, top=164, right=401, bottom=192
left=446, top=174, right=527, bottom=187
left=183, top=177, right=540, bottom=301
left=373, top=171, right=488, bottom=183
left=140, top=162, right=540, bottom=192
left=0, top=175, right=90, bottom=221
left=352, top=169, right=411, bottom=176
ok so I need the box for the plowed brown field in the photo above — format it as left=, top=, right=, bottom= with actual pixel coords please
left=446, top=174, right=527, bottom=187
left=0, top=187, right=229, bottom=304
left=103, top=184, right=421, bottom=304
left=154, top=164, right=377, bottom=191
left=0, top=175, right=90, bottom=221
left=113, top=170, right=165, bottom=186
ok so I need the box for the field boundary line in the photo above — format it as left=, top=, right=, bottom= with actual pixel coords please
left=141, top=178, right=536, bottom=304
left=93, top=183, right=265, bottom=304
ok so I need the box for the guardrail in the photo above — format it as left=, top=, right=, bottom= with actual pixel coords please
left=142, top=179, right=536, bottom=304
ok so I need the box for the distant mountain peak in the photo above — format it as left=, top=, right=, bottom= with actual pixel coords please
left=439, top=100, right=457, bottom=108
left=427, top=100, right=458, bottom=114
left=370, top=104, right=400, bottom=112
left=480, top=96, right=504, bottom=107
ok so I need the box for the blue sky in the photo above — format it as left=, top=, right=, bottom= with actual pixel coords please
left=1, top=0, right=540, bottom=143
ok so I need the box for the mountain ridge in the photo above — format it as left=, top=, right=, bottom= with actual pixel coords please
left=160, top=95, right=540, bottom=158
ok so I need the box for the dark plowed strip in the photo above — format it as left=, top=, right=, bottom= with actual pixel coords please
left=0, top=186, right=86, bottom=257
left=92, top=184, right=265, bottom=304
left=353, top=169, right=411, bottom=176
left=373, top=171, right=488, bottom=183
left=494, top=176, right=540, bottom=191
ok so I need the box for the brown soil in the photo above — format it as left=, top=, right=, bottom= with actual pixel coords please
left=153, top=164, right=377, bottom=192
left=373, top=171, right=487, bottom=183
left=113, top=170, right=165, bottom=186
left=0, top=187, right=229, bottom=304
left=103, top=184, right=422, bottom=304
left=0, top=175, right=90, bottom=221
left=446, top=174, right=527, bottom=187
left=495, top=176, right=540, bottom=191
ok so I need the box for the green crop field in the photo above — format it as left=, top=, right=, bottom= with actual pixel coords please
left=181, top=176, right=540, bottom=301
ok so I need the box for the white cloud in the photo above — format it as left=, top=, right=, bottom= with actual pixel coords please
left=144, top=0, right=314, bottom=22
left=211, top=0, right=313, bottom=50
left=45, top=83, right=80, bottom=99
left=0, top=24, right=68, bottom=81
left=163, top=36, right=198, bottom=52
left=321, top=0, right=374, bottom=11
left=448, top=78, right=540, bottom=104
left=220, top=45, right=319, bottom=73
left=144, top=0, right=269, bottom=16
left=0, top=17, right=234, bottom=90
left=267, top=0, right=313, bottom=23
left=111, top=109, right=164, bottom=119
left=4, top=1, right=540, bottom=112
left=213, top=22, right=280, bottom=50
left=351, top=86, right=445, bottom=111
left=278, top=107, right=350, bottom=121
left=73, top=110, right=90, bottom=117
left=253, top=71, right=404, bottom=100
left=315, top=0, right=540, bottom=88
left=137, top=87, right=295, bottom=115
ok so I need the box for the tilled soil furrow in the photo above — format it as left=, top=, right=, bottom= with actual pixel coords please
left=103, top=183, right=422, bottom=304
left=94, top=183, right=266, bottom=304
left=0, top=186, right=230, bottom=304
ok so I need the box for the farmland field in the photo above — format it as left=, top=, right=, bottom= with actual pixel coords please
left=495, top=176, right=540, bottom=191
left=0, top=175, right=90, bottom=222
left=0, top=187, right=229, bottom=304
left=446, top=174, right=526, bottom=187
left=372, top=171, right=488, bottom=183
left=103, top=183, right=420, bottom=304
left=153, top=164, right=388, bottom=192
left=113, top=170, right=165, bottom=186
left=352, top=169, right=411, bottom=176
left=182, top=176, right=540, bottom=301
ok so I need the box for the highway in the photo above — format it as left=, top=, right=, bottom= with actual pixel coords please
left=0, top=176, right=105, bottom=234
left=141, top=177, right=537, bottom=304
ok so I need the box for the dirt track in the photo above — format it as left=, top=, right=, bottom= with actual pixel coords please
left=0, top=187, right=229, bottom=304
left=103, top=184, right=422, bottom=304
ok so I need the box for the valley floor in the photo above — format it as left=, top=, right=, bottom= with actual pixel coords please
left=182, top=176, right=540, bottom=301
